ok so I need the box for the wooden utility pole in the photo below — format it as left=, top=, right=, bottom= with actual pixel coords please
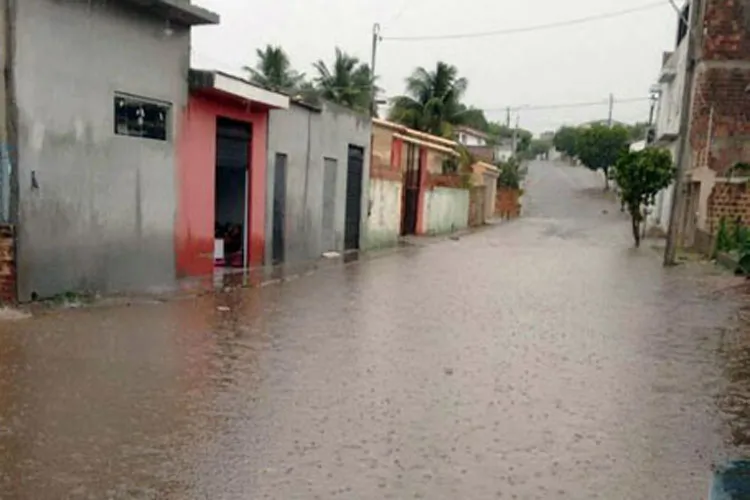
left=607, top=93, right=614, bottom=127
left=664, top=0, right=701, bottom=266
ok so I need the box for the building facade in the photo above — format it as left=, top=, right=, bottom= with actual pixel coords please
left=176, top=71, right=288, bottom=278
left=265, top=101, right=371, bottom=265
left=1, top=0, right=218, bottom=301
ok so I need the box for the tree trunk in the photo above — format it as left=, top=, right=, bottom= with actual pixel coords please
left=631, top=216, right=641, bottom=248
left=603, top=167, right=609, bottom=191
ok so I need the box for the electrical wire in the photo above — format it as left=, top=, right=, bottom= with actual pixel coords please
left=481, top=97, right=650, bottom=113
left=382, top=1, right=667, bottom=41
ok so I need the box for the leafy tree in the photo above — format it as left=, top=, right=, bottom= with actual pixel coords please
left=244, top=45, right=304, bottom=93
left=613, top=148, right=675, bottom=247
left=553, top=126, right=581, bottom=158
left=529, top=138, right=552, bottom=159
left=388, top=62, right=468, bottom=137
left=577, top=124, right=630, bottom=190
left=488, top=122, right=514, bottom=140
left=495, top=157, right=526, bottom=189
left=313, top=48, right=375, bottom=113
left=515, top=129, right=532, bottom=153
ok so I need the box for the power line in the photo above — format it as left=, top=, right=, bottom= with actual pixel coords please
left=471, top=97, right=650, bottom=114
left=382, top=1, right=667, bottom=41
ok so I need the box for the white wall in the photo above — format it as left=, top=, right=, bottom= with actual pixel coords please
left=458, top=132, right=487, bottom=147
left=364, top=178, right=402, bottom=250
left=655, top=40, right=688, bottom=141
left=423, top=187, right=469, bottom=235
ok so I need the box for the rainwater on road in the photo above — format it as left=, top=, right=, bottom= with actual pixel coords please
left=1, top=161, right=749, bottom=499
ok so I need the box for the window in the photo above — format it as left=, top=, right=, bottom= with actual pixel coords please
left=676, top=4, right=689, bottom=46
left=114, top=94, right=170, bottom=141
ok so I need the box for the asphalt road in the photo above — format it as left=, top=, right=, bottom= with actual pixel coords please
left=0, top=161, right=747, bottom=499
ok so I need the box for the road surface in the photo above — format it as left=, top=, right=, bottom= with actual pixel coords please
left=1, top=161, right=748, bottom=499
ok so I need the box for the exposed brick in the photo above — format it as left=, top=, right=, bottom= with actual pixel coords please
left=496, top=188, right=521, bottom=219
left=0, top=224, right=15, bottom=304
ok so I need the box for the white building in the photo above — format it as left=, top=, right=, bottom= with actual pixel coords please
left=454, top=126, right=513, bottom=163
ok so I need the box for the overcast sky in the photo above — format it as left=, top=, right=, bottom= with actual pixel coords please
left=192, top=0, right=680, bottom=134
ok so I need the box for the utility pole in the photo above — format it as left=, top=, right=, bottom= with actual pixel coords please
left=664, top=0, right=701, bottom=266
left=511, top=113, right=520, bottom=158
left=607, top=93, right=614, bottom=127
left=506, top=107, right=511, bottom=128
left=369, top=23, right=381, bottom=117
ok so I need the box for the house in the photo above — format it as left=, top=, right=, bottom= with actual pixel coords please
left=0, top=0, right=219, bottom=302
left=365, top=119, right=468, bottom=249
left=470, top=162, right=500, bottom=223
left=454, top=125, right=513, bottom=163
left=264, top=101, right=371, bottom=265
left=654, top=0, right=750, bottom=252
left=176, top=71, right=289, bottom=278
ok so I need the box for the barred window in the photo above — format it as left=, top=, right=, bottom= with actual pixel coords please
left=114, top=94, right=170, bottom=141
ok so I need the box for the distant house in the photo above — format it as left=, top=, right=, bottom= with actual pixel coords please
left=454, top=126, right=513, bottom=163
left=367, top=119, right=468, bottom=248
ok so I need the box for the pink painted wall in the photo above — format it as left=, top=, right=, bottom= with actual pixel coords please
left=176, top=93, right=268, bottom=277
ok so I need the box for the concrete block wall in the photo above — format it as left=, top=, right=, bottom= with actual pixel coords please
left=0, top=224, right=15, bottom=303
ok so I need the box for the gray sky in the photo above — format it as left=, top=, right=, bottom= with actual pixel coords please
left=192, top=0, right=680, bottom=134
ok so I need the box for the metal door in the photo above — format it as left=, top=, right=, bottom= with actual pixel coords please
left=344, top=146, right=364, bottom=251
left=272, top=153, right=287, bottom=264
left=401, top=143, right=420, bottom=235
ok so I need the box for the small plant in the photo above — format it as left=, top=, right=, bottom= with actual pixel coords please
left=715, top=217, right=733, bottom=256
left=495, top=157, right=524, bottom=189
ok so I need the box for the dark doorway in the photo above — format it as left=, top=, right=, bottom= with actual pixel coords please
left=401, top=143, right=420, bottom=235
left=344, top=145, right=364, bottom=251
left=214, top=117, right=252, bottom=268
left=272, top=153, right=287, bottom=264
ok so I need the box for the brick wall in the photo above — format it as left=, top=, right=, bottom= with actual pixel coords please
left=0, top=224, right=16, bottom=304
left=689, top=0, right=750, bottom=175
left=496, top=188, right=521, bottom=219
left=706, top=181, right=750, bottom=234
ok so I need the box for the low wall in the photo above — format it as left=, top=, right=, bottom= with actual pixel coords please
left=365, top=178, right=402, bottom=250
left=423, top=187, right=469, bottom=235
left=496, top=188, right=521, bottom=219
left=0, top=224, right=16, bottom=303
left=468, top=186, right=486, bottom=227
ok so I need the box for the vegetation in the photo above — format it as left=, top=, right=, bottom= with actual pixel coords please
left=313, top=48, right=375, bottom=114
left=577, top=124, right=630, bottom=190
left=496, top=157, right=525, bottom=190
left=613, top=148, right=675, bottom=247
left=552, top=126, right=581, bottom=158
left=244, top=45, right=305, bottom=93
left=388, top=62, right=469, bottom=137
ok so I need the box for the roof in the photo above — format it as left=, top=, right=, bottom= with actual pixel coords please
left=189, top=70, right=290, bottom=109
left=372, top=118, right=458, bottom=150
left=120, top=0, right=220, bottom=26
left=454, top=126, right=490, bottom=140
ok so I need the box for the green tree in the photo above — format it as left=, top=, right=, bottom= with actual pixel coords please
left=627, top=121, right=650, bottom=142
left=243, top=45, right=304, bottom=93
left=577, top=124, right=630, bottom=190
left=553, top=126, right=581, bottom=158
left=313, top=48, right=375, bottom=113
left=388, top=62, right=469, bottom=137
left=529, top=138, right=553, bottom=159
left=457, top=105, right=489, bottom=132
left=613, top=148, right=675, bottom=247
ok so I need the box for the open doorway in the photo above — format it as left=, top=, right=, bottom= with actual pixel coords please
left=214, top=117, right=252, bottom=268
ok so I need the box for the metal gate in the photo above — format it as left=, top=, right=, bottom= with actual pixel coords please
left=401, top=143, right=420, bottom=235
left=344, top=145, right=364, bottom=251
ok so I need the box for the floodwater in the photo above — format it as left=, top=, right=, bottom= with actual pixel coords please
left=1, top=161, right=749, bottom=499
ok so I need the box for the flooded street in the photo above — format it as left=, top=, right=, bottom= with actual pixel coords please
left=1, top=161, right=748, bottom=499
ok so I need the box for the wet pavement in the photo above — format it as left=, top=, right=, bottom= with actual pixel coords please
left=1, top=161, right=749, bottom=499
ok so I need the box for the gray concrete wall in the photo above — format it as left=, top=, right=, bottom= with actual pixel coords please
left=14, top=0, right=190, bottom=300
left=266, top=102, right=371, bottom=266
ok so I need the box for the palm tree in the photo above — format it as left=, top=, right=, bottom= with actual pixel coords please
left=243, top=45, right=304, bottom=93
left=388, top=62, right=469, bottom=137
left=313, top=48, right=375, bottom=113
